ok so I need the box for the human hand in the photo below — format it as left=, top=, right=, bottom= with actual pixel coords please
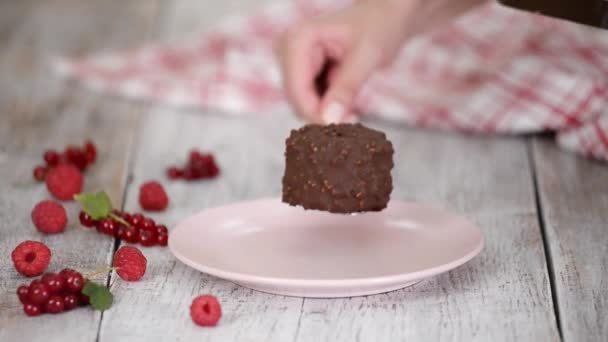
left=276, top=0, right=487, bottom=123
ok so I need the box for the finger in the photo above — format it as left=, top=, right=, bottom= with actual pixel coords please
left=319, top=44, right=379, bottom=124
left=279, top=27, right=325, bottom=123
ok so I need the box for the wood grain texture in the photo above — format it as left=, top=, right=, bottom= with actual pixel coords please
left=533, top=138, right=608, bottom=342
left=0, top=1, right=158, bottom=341
left=293, top=125, right=561, bottom=342
left=98, top=110, right=304, bottom=342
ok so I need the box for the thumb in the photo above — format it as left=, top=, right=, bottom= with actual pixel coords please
left=319, top=45, right=378, bottom=124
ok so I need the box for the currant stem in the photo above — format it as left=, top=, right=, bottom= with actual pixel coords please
left=109, top=213, right=131, bottom=228
left=84, top=265, right=117, bottom=280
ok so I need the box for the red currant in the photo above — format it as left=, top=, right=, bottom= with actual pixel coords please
left=33, top=165, right=47, bottom=181
left=23, top=303, right=42, bottom=316
left=123, top=227, right=139, bottom=243
left=98, top=218, right=117, bottom=236
left=29, top=283, right=50, bottom=305
left=41, top=273, right=65, bottom=293
left=141, top=218, right=156, bottom=231
left=29, top=279, right=42, bottom=288
left=63, top=293, right=79, bottom=310
left=84, top=141, right=97, bottom=164
left=17, top=285, right=31, bottom=304
left=79, top=211, right=97, bottom=227
left=128, top=213, right=144, bottom=228
left=65, top=272, right=84, bottom=293
left=116, top=224, right=127, bottom=239
left=156, top=224, right=168, bottom=236
left=59, top=268, right=77, bottom=280
left=167, top=166, right=183, bottom=179
left=65, top=146, right=87, bottom=171
left=156, top=233, right=168, bottom=246
left=45, top=295, right=65, bottom=314
left=138, top=229, right=156, bottom=246
left=78, top=293, right=90, bottom=306
left=44, top=150, right=60, bottom=166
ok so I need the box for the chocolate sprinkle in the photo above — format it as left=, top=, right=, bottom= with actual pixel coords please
left=282, top=123, right=394, bottom=213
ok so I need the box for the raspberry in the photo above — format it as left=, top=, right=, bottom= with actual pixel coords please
left=31, top=200, right=67, bottom=234
left=139, top=181, right=169, bottom=211
left=46, top=164, right=83, bottom=201
left=190, top=295, right=222, bottom=327
left=113, top=246, right=147, bottom=281
left=11, top=241, right=51, bottom=277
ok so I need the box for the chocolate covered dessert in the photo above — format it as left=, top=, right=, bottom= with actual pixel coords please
left=282, top=123, right=394, bottom=213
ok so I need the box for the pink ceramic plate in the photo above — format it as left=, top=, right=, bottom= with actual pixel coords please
left=169, top=198, right=483, bottom=298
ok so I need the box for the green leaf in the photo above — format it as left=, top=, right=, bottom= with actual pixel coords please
left=82, top=281, right=113, bottom=311
left=74, top=192, right=112, bottom=220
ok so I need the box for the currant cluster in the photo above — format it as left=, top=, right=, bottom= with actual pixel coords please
left=33, top=141, right=97, bottom=181
left=79, top=210, right=168, bottom=247
left=167, top=149, right=219, bottom=181
left=17, top=269, right=89, bottom=316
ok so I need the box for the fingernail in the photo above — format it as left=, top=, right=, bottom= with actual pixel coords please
left=322, top=101, right=345, bottom=124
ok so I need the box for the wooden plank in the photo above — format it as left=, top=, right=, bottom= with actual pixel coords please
left=293, top=127, right=561, bottom=341
left=533, top=138, right=608, bottom=342
left=0, top=1, right=158, bottom=341
left=98, top=110, right=305, bottom=341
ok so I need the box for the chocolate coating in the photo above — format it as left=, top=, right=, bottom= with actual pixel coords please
left=282, top=123, right=394, bottom=213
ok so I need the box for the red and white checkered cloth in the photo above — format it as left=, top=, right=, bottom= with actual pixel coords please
left=53, top=0, right=608, bottom=161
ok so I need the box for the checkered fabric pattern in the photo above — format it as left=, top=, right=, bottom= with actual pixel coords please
left=53, top=0, right=608, bottom=161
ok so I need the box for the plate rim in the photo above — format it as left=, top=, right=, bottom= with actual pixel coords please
left=169, top=197, right=484, bottom=287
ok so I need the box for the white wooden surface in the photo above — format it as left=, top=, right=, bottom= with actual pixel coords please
left=533, top=139, right=608, bottom=342
left=0, top=0, right=606, bottom=341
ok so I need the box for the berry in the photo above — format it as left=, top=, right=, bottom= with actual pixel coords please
left=190, top=295, right=222, bottom=327
left=33, top=166, right=47, bottom=182
left=11, top=241, right=51, bottom=277
left=46, top=164, right=83, bottom=201
left=23, top=303, right=42, bottom=316
left=65, top=146, right=87, bottom=171
left=116, top=224, right=127, bottom=239
left=141, top=218, right=156, bottom=231
left=29, top=284, right=50, bottom=305
left=78, top=293, right=90, bottom=306
left=79, top=211, right=97, bottom=227
left=42, top=273, right=65, bottom=293
left=44, top=150, right=60, bottom=166
left=156, top=224, right=168, bottom=236
left=84, top=141, right=97, bottom=164
left=59, top=268, right=78, bottom=280
left=65, top=272, right=84, bottom=293
left=31, top=200, right=67, bottom=234
left=122, top=227, right=139, bottom=243
left=156, top=233, right=168, bottom=246
left=98, top=218, right=117, bottom=236
left=166, top=167, right=183, bottom=179
left=113, top=246, right=147, bottom=281
left=30, top=279, right=42, bottom=288
left=17, top=285, right=31, bottom=304
left=138, top=229, right=156, bottom=247
left=63, top=293, right=79, bottom=310
left=45, top=295, right=65, bottom=314
left=139, top=181, right=169, bottom=211
left=128, top=213, right=144, bottom=228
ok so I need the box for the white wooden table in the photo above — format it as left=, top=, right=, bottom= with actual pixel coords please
left=0, top=1, right=606, bottom=341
